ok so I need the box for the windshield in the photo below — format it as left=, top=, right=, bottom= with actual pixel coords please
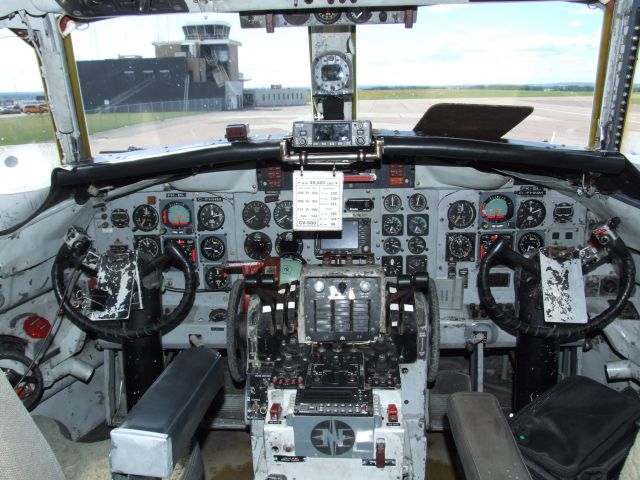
left=67, top=2, right=603, bottom=155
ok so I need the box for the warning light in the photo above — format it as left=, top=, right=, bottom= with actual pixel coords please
left=225, top=124, right=250, bottom=142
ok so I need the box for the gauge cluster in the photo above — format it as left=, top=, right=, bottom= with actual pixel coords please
left=90, top=177, right=588, bottom=351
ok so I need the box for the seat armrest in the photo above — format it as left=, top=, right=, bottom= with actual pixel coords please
left=447, top=392, right=532, bottom=480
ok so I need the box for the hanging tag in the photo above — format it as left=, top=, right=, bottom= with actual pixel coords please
left=292, top=170, right=343, bottom=231
left=539, top=248, right=587, bottom=324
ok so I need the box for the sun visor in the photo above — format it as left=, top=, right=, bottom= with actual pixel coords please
left=413, top=103, right=534, bottom=141
left=414, top=164, right=513, bottom=190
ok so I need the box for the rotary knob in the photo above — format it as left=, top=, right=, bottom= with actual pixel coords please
left=313, top=280, right=325, bottom=293
left=359, top=280, right=371, bottom=293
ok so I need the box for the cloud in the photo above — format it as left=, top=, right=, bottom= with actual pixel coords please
left=568, top=7, right=601, bottom=15
left=569, top=20, right=583, bottom=28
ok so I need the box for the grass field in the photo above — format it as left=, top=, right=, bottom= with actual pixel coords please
left=358, top=88, right=594, bottom=100
left=0, top=89, right=599, bottom=145
left=0, top=111, right=203, bottom=145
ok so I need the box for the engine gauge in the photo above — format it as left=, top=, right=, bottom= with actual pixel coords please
left=165, top=238, right=197, bottom=263
left=200, top=236, right=226, bottom=262
left=205, top=268, right=228, bottom=290
left=275, top=231, right=304, bottom=256
left=134, top=235, right=161, bottom=260
left=516, top=199, right=546, bottom=229
left=408, top=236, right=426, bottom=254
left=313, top=51, right=351, bottom=93
left=346, top=8, right=372, bottom=23
left=197, top=203, right=225, bottom=231
left=314, top=11, right=342, bottom=24
left=518, top=232, right=544, bottom=255
left=209, top=308, right=227, bottom=322
left=244, top=232, right=272, bottom=260
left=553, top=202, right=574, bottom=223
left=408, top=193, right=427, bottom=212
left=407, top=214, right=429, bottom=236
left=381, top=256, right=403, bottom=276
left=242, top=201, right=271, bottom=230
left=382, top=214, right=403, bottom=236
left=446, top=233, right=475, bottom=261
left=447, top=200, right=476, bottom=229
left=406, top=255, right=428, bottom=274
left=162, top=201, right=192, bottom=229
left=274, top=201, right=294, bottom=230
left=132, top=204, right=159, bottom=231
left=383, top=194, right=402, bottom=212
left=383, top=237, right=402, bottom=255
left=481, top=194, right=514, bottom=223
left=110, top=208, right=129, bottom=228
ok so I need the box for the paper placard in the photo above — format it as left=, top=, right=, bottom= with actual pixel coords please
left=293, top=170, right=343, bottom=231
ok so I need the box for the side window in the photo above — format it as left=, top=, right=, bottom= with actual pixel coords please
left=0, top=28, right=58, bottom=195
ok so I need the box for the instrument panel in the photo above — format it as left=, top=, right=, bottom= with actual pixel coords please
left=89, top=168, right=588, bottom=348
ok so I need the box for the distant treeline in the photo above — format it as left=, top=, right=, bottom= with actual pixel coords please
left=361, top=84, right=599, bottom=92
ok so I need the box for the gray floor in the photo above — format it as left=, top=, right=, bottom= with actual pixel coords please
left=35, top=418, right=460, bottom=480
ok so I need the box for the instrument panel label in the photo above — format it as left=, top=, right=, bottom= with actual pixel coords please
left=293, top=170, right=343, bottom=231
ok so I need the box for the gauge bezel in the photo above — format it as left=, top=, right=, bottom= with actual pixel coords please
left=134, top=235, right=161, bottom=259
left=312, top=51, right=352, bottom=94
left=407, top=214, right=429, bottom=236
left=481, top=194, right=514, bottom=223
left=314, top=11, right=342, bottom=25
left=204, top=267, right=229, bottom=291
left=406, top=255, right=428, bottom=274
left=407, top=236, right=426, bottom=254
left=132, top=204, right=159, bottom=232
left=516, top=199, right=546, bottom=229
left=275, top=231, right=304, bottom=256
left=110, top=208, right=129, bottom=228
left=346, top=8, right=372, bottom=23
left=383, top=194, right=403, bottom=212
left=273, top=200, right=294, bottom=230
left=446, top=233, right=475, bottom=262
left=197, top=203, right=225, bottom=231
left=161, top=200, right=193, bottom=230
left=383, top=237, right=402, bottom=255
left=381, top=255, right=403, bottom=276
left=408, top=193, right=427, bottom=212
left=517, top=231, right=545, bottom=255
left=447, top=200, right=476, bottom=229
left=242, top=201, right=271, bottom=230
left=200, top=235, right=227, bottom=262
left=244, top=232, right=272, bottom=260
left=553, top=202, right=574, bottom=223
left=381, top=214, right=404, bottom=236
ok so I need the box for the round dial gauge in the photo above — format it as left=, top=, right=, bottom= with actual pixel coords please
left=197, top=203, right=225, bottom=231
left=408, top=193, right=427, bottom=212
left=313, top=52, right=351, bottom=93
left=242, top=201, right=271, bottom=230
left=408, top=236, right=426, bottom=254
left=209, top=308, right=227, bottom=322
left=205, top=268, right=228, bottom=290
left=448, top=234, right=474, bottom=260
left=346, top=9, right=372, bottom=23
left=382, top=256, right=403, bottom=276
left=447, top=200, right=476, bottom=229
left=200, top=236, right=226, bottom=262
left=132, top=204, right=159, bottom=231
left=383, top=237, right=402, bottom=255
left=407, top=256, right=428, bottom=274
left=283, top=13, right=310, bottom=25
left=162, top=201, right=191, bottom=228
left=274, top=201, right=294, bottom=230
left=275, top=231, right=304, bottom=256
left=314, top=11, right=342, bottom=24
left=382, top=215, right=403, bottom=236
left=553, top=203, right=574, bottom=223
left=244, top=232, right=272, bottom=260
left=383, top=194, right=402, bottom=212
left=518, top=232, right=544, bottom=255
left=135, top=236, right=160, bottom=260
left=407, top=215, right=428, bottom=236
left=110, top=209, right=129, bottom=228
left=516, top=199, right=546, bottom=229
left=481, top=194, right=514, bottom=223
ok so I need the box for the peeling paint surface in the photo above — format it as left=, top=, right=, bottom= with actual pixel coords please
left=89, top=251, right=139, bottom=321
left=540, top=249, right=588, bottom=324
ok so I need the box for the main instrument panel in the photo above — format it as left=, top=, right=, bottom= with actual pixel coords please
left=89, top=164, right=588, bottom=347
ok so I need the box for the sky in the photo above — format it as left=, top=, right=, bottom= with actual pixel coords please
left=0, top=1, right=604, bottom=92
